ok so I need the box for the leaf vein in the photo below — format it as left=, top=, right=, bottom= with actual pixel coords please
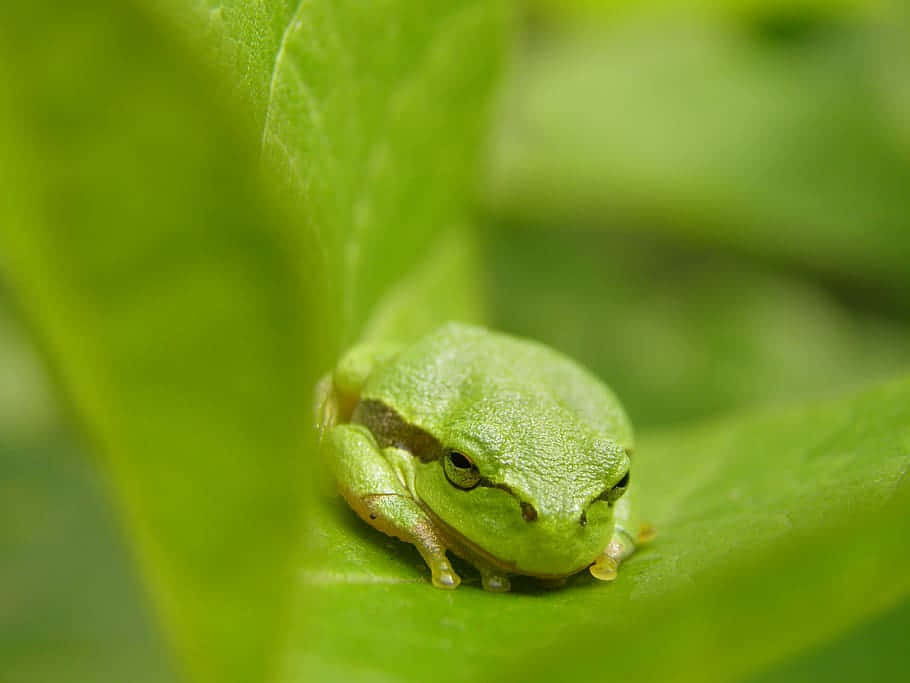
left=261, top=0, right=307, bottom=151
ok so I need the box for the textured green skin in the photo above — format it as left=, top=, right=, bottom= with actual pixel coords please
left=318, top=323, right=637, bottom=590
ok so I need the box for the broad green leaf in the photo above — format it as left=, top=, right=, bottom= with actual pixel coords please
left=190, top=0, right=298, bottom=131
left=0, top=4, right=313, bottom=682
left=281, top=376, right=910, bottom=682
left=258, top=0, right=509, bottom=343
left=485, top=13, right=910, bottom=306
left=189, top=0, right=508, bottom=342
left=361, top=226, right=488, bottom=344
left=747, top=597, right=910, bottom=683
left=0, top=2, right=507, bottom=683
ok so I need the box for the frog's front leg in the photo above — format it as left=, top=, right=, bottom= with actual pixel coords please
left=324, top=422, right=461, bottom=589
left=590, top=494, right=638, bottom=582
left=477, top=566, right=511, bottom=593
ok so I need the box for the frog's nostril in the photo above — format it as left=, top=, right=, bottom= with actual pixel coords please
left=520, top=501, right=538, bottom=522
left=579, top=510, right=587, bottom=527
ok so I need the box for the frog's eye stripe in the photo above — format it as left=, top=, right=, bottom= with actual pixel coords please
left=352, top=398, right=443, bottom=462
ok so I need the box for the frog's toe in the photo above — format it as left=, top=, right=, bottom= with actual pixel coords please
left=589, top=554, right=618, bottom=582
left=430, top=559, right=461, bottom=589
left=480, top=570, right=511, bottom=592
left=637, top=522, right=657, bottom=544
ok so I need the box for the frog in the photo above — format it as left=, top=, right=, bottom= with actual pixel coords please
left=315, top=322, right=644, bottom=592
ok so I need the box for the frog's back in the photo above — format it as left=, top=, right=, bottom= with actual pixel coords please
left=361, top=323, right=633, bottom=450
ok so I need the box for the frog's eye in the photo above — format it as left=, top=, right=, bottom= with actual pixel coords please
left=602, top=470, right=630, bottom=505
left=443, top=450, right=482, bottom=490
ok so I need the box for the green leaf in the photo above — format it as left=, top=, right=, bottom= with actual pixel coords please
left=748, top=597, right=910, bottom=683
left=360, top=226, right=489, bottom=344
left=257, top=0, right=508, bottom=342
left=0, top=2, right=507, bottom=683
left=284, top=376, right=910, bottom=682
left=188, top=0, right=507, bottom=341
left=190, top=0, right=299, bottom=131
left=0, top=4, right=312, bottom=682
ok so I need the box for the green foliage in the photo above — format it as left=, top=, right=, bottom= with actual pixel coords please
left=0, top=3, right=312, bottom=681
left=0, top=1, right=506, bottom=682
left=256, top=0, right=507, bottom=342
left=1, top=435, right=177, bottom=683
left=1, top=2, right=909, bottom=683
left=486, top=12, right=910, bottom=306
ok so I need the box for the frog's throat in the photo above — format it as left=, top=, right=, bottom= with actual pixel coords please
left=417, top=500, right=596, bottom=580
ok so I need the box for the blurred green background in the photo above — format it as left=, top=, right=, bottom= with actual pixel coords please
left=2, top=1, right=909, bottom=682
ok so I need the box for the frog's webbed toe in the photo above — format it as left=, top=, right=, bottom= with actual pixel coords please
left=589, top=554, right=618, bottom=582
left=480, top=568, right=511, bottom=592
left=637, top=522, right=657, bottom=544
left=427, top=554, right=461, bottom=589
left=590, top=521, right=648, bottom=581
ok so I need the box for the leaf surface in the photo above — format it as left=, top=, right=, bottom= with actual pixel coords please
left=284, top=377, right=910, bottom=683
left=0, top=4, right=311, bottom=681
left=0, top=2, right=507, bottom=682
left=258, top=0, right=507, bottom=342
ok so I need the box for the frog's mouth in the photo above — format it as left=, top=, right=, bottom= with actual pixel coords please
left=418, top=501, right=596, bottom=580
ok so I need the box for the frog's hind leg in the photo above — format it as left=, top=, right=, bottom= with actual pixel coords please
left=324, top=422, right=460, bottom=589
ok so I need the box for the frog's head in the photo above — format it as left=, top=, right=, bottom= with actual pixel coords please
left=412, top=393, right=632, bottom=579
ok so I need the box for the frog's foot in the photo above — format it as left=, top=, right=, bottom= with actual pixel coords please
left=589, top=554, right=618, bottom=582
left=637, top=522, right=657, bottom=544
left=327, top=425, right=463, bottom=590
left=424, top=552, right=461, bottom=589
left=403, top=519, right=461, bottom=589
left=479, top=568, right=511, bottom=593
left=590, top=523, right=642, bottom=582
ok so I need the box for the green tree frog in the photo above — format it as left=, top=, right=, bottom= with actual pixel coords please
left=315, top=323, right=643, bottom=591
